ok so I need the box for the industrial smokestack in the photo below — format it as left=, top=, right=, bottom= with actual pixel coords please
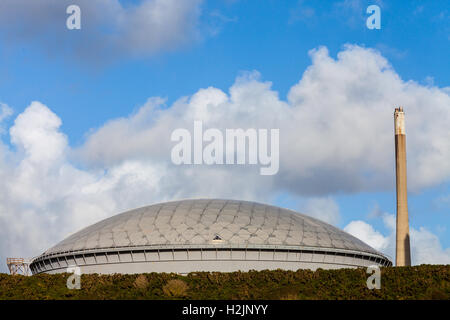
left=394, top=107, right=411, bottom=266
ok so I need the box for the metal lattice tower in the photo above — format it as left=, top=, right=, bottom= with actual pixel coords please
left=6, top=258, right=31, bottom=276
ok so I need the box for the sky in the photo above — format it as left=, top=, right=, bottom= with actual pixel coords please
left=0, top=0, right=449, bottom=272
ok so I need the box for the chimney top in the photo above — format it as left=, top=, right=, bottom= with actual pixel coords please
left=394, top=107, right=405, bottom=135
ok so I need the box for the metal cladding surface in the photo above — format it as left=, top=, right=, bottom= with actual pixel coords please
left=30, top=199, right=392, bottom=274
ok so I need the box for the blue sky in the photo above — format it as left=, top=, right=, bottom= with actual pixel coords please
left=0, top=0, right=449, bottom=268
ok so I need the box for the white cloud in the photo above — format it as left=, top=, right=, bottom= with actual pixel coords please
left=411, top=227, right=450, bottom=265
left=10, top=102, right=67, bottom=165
left=344, top=220, right=390, bottom=251
left=0, top=103, right=172, bottom=271
left=345, top=213, right=450, bottom=265
left=0, top=0, right=203, bottom=61
left=77, top=45, right=450, bottom=195
left=1, top=45, right=450, bottom=271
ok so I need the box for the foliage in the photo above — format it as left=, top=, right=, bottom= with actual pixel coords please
left=162, top=279, right=189, bottom=298
left=0, top=265, right=448, bottom=300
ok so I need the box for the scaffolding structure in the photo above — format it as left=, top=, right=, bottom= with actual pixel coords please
left=6, top=258, right=31, bottom=276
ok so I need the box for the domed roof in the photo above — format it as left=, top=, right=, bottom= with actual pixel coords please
left=45, top=199, right=381, bottom=256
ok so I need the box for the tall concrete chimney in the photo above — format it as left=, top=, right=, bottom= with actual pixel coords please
left=394, top=107, right=411, bottom=266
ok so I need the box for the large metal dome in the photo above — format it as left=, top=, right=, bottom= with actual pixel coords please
left=30, top=199, right=391, bottom=274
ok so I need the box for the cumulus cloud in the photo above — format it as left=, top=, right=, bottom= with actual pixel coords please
left=344, top=220, right=390, bottom=251
left=0, top=103, right=171, bottom=270
left=1, top=45, right=450, bottom=271
left=345, top=213, right=450, bottom=265
left=10, top=102, right=67, bottom=165
left=0, top=0, right=203, bottom=61
left=411, top=227, right=450, bottom=265
left=77, top=45, right=450, bottom=195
